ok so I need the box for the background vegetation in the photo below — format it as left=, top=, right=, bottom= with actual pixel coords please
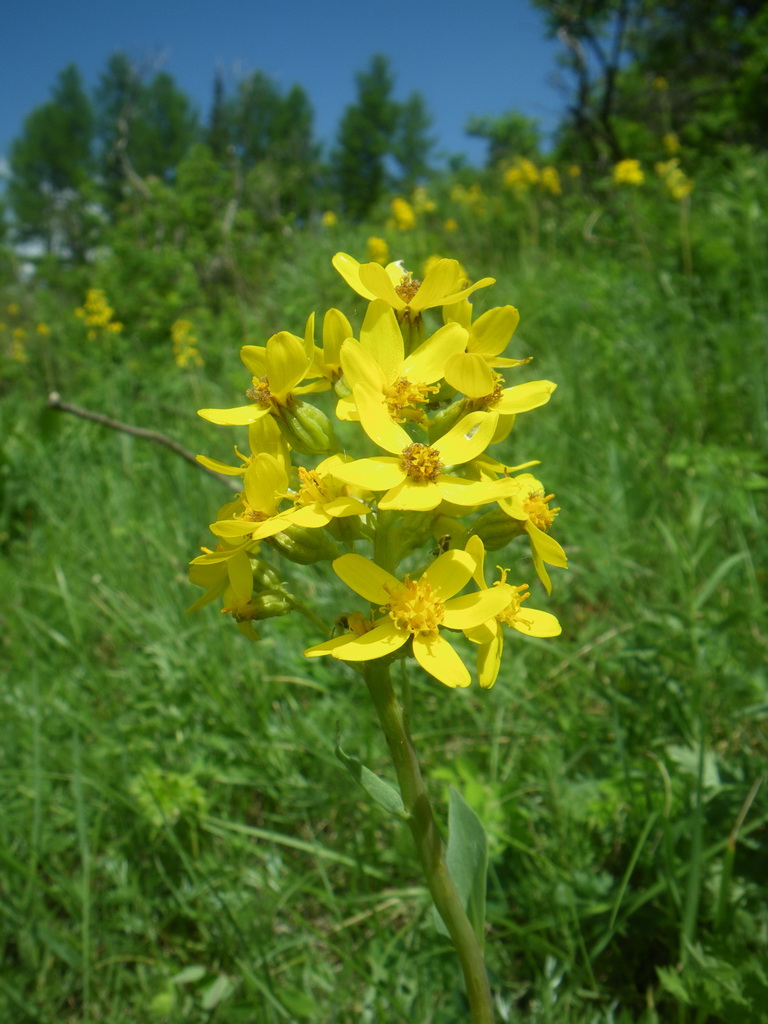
left=1, top=3, right=766, bottom=1021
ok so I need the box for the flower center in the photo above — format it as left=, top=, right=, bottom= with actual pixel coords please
left=466, top=371, right=506, bottom=410
left=245, top=376, right=273, bottom=405
left=395, top=272, right=421, bottom=304
left=293, top=466, right=331, bottom=506
left=384, top=376, right=439, bottom=421
left=523, top=490, right=560, bottom=531
left=400, top=443, right=442, bottom=482
left=384, top=577, right=445, bottom=635
left=494, top=578, right=532, bottom=626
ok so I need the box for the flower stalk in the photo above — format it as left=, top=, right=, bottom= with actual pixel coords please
left=363, top=656, right=495, bottom=1024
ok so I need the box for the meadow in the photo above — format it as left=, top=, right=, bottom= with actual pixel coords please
left=1, top=149, right=766, bottom=1023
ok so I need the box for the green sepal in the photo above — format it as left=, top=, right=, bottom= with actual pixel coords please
left=468, top=509, right=525, bottom=551
left=277, top=399, right=338, bottom=455
left=434, top=787, right=488, bottom=945
left=335, top=730, right=409, bottom=820
left=266, top=525, right=339, bottom=565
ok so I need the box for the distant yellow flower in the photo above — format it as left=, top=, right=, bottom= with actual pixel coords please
left=567, top=165, right=581, bottom=178
left=36, top=323, right=51, bottom=337
left=367, top=236, right=389, bottom=265
left=613, top=159, right=644, bottom=187
left=304, top=549, right=511, bottom=688
left=412, top=186, right=436, bottom=213
left=322, top=210, right=338, bottom=227
left=656, top=159, right=694, bottom=201
left=332, top=252, right=494, bottom=322
left=171, top=318, right=203, bottom=368
left=662, top=132, right=680, bottom=155
left=391, top=197, right=416, bottom=231
left=6, top=303, right=20, bottom=316
left=443, top=218, right=458, bottom=233
left=653, top=76, right=668, bottom=91
left=462, top=537, right=561, bottom=687
left=539, top=166, right=562, bottom=196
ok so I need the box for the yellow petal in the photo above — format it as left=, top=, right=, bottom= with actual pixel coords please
left=210, top=519, right=259, bottom=538
left=469, top=306, right=520, bottom=357
left=360, top=300, right=403, bottom=384
left=323, top=307, right=353, bottom=367
left=404, top=323, right=468, bottom=384
left=240, top=345, right=267, bottom=376
left=323, top=495, right=370, bottom=517
left=340, top=338, right=386, bottom=391
left=410, top=259, right=463, bottom=311
left=464, top=535, right=487, bottom=587
left=227, top=549, right=253, bottom=605
left=353, top=382, right=412, bottom=454
left=358, top=262, right=406, bottom=308
left=436, top=476, right=514, bottom=507
left=331, top=456, right=405, bottom=491
left=442, top=586, right=510, bottom=629
left=196, top=454, right=246, bottom=476
left=333, top=554, right=400, bottom=603
left=378, top=478, right=442, bottom=511
left=265, top=331, right=309, bottom=397
left=495, top=380, right=557, bottom=414
left=332, top=252, right=378, bottom=300
left=477, top=632, right=503, bottom=688
left=332, top=621, right=409, bottom=660
left=443, top=351, right=496, bottom=397
left=244, top=454, right=287, bottom=511
left=422, top=549, right=475, bottom=599
left=412, top=633, right=470, bottom=688
left=198, top=404, right=269, bottom=426
left=434, top=411, right=497, bottom=465
left=511, top=607, right=562, bottom=637
left=526, top=521, right=568, bottom=569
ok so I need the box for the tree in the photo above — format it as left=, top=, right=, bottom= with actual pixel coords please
left=391, top=92, right=435, bottom=191
left=466, top=110, right=541, bottom=167
left=534, top=0, right=768, bottom=163
left=94, top=54, right=199, bottom=206
left=332, top=54, right=400, bottom=219
left=8, top=64, right=96, bottom=259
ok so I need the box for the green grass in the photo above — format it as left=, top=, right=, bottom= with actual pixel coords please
left=1, top=150, right=767, bottom=1022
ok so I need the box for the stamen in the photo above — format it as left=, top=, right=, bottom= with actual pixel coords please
left=293, top=466, right=330, bottom=506
left=400, top=443, right=442, bottom=482
left=524, top=490, right=560, bottom=531
left=245, top=376, right=273, bottom=405
left=496, top=582, right=531, bottom=626
left=395, top=272, right=421, bottom=304
left=384, top=376, right=439, bottom=421
left=384, top=576, right=445, bottom=635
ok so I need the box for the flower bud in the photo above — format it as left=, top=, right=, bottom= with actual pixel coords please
left=277, top=400, right=338, bottom=456
left=267, top=525, right=340, bottom=564
left=250, top=557, right=283, bottom=590
left=237, top=592, right=292, bottom=620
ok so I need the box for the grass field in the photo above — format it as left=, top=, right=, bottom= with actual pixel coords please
left=1, top=151, right=767, bottom=1022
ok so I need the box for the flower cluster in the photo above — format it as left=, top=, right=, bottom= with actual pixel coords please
left=74, top=288, right=123, bottom=340
left=171, top=318, right=203, bottom=369
left=613, top=159, right=645, bottom=187
left=189, top=252, right=566, bottom=689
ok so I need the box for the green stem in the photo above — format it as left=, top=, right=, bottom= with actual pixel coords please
left=363, top=658, right=495, bottom=1024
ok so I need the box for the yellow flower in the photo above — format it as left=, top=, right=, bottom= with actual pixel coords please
left=198, top=326, right=322, bottom=426
left=36, top=323, right=51, bottom=337
left=567, top=165, right=581, bottom=178
left=391, top=197, right=416, bottom=231
left=367, top=236, right=390, bottom=265
left=304, top=549, right=511, bottom=688
left=539, top=166, right=562, bottom=196
left=331, top=398, right=517, bottom=512
left=498, top=473, right=567, bottom=594
left=662, top=132, right=680, bottom=155
left=653, top=76, right=668, bottom=91
left=196, top=416, right=290, bottom=479
left=443, top=218, right=458, bottom=233
left=336, top=299, right=466, bottom=425
left=322, top=210, right=338, bottom=227
left=613, top=159, right=644, bottom=187
left=6, top=303, right=20, bottom=316
left=332, top=252, right=494, bottom=322
left=209, top=453, right=368, bottom=543
left=462, top=537, right=561, bottom=688
left=655, top=159, right=694, bottom=201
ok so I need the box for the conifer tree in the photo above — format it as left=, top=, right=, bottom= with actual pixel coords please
left=8, top=64, right=95, bottom=259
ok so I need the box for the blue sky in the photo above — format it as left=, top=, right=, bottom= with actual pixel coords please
left=1, top=0, right=567, bottom=168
